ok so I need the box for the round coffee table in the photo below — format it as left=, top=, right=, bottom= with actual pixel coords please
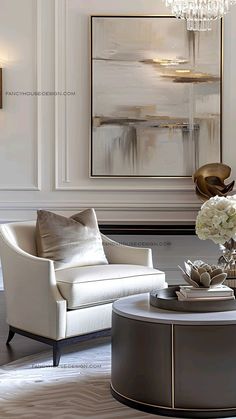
left=111, top=293, right=236, bottom=418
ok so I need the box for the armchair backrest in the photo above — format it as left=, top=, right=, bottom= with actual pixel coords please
left=0, top=221, right=37, bottom=256
left=0, top=222, right=109, bottom=259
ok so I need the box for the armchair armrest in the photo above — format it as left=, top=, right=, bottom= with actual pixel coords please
left=101, top=234, right=153, bottom=267
left=0, top=228, right=66, bottom=340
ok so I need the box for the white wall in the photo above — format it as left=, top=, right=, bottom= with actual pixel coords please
left=0, top=0, right=235, bottom=224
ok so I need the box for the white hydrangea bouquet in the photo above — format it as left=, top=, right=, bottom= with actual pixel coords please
left=196, top=195, right=236, bottom=245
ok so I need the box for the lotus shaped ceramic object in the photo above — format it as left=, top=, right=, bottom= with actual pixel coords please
left=193, top=163, right=235, bottom=202
left=178, top=260, right=227, bottom=288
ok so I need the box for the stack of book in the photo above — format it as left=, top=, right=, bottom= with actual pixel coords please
left=176, top=285, right=235, bottom=301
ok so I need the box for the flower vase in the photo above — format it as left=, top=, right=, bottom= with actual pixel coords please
left=218, top=238, right=236, bottom=288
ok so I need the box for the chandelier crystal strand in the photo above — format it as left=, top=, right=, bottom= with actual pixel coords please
left=165, top=0, right=235, bottom=30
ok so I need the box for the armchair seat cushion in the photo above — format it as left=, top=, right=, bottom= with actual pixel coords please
left=55, top=264, right=166, bottom=309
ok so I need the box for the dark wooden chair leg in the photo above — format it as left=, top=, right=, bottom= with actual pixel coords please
left=6, top=327, right=15, bottom=345
left=4, top=327, right=110, bottom=366
left=53, top=343, right=62, bottom=367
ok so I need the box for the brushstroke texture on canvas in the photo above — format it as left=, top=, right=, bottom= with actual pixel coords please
left=91, top=16, right=221, bottom=177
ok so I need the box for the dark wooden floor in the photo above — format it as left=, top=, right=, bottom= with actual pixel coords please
left=0, top=291, right=49, bottom=365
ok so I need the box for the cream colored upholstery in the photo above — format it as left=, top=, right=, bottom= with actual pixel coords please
left=0, top=221, right=167, bottom=341
left=56, top=264, right=166, bottom=309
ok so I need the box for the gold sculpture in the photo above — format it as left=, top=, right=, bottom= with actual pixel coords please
left=193, top=163, right=235, bottom=201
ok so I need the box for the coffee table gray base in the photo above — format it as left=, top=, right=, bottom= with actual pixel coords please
left=111, top=294, right=236, bottom=418
left=110, top=386, right=236, bottom=418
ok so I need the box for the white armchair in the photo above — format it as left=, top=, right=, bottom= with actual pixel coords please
left=0, top=221, right=167, bottom=366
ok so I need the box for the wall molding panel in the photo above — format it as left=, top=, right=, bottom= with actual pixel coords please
left=55, top=0, right=70, bottom=189
left=0, top=201, right=199, bottom=210
left=35, top=0, right=42, bottom=191
left=53, top=0, right=197, bottom=194
left=0, top=201, right=199, bottom=224
left=0, top=0, right=42, bottom=191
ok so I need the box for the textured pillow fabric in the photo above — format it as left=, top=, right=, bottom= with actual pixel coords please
left=36, top=209, right=108, bottom=270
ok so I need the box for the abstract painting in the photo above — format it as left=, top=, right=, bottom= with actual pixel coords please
left=91, top=16, right=222, bottom=177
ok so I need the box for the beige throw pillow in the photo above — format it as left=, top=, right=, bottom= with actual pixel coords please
left=36, top=209, right=108, bottom=270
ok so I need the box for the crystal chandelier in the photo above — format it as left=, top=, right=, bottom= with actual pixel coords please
left=165, top=0, right=236, bottom=31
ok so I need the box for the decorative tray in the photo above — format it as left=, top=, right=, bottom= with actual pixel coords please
left=150, top=286, right=236, bottom=313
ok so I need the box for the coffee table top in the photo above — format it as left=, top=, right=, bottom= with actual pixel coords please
left=113, top=293, right=236, bottom=325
